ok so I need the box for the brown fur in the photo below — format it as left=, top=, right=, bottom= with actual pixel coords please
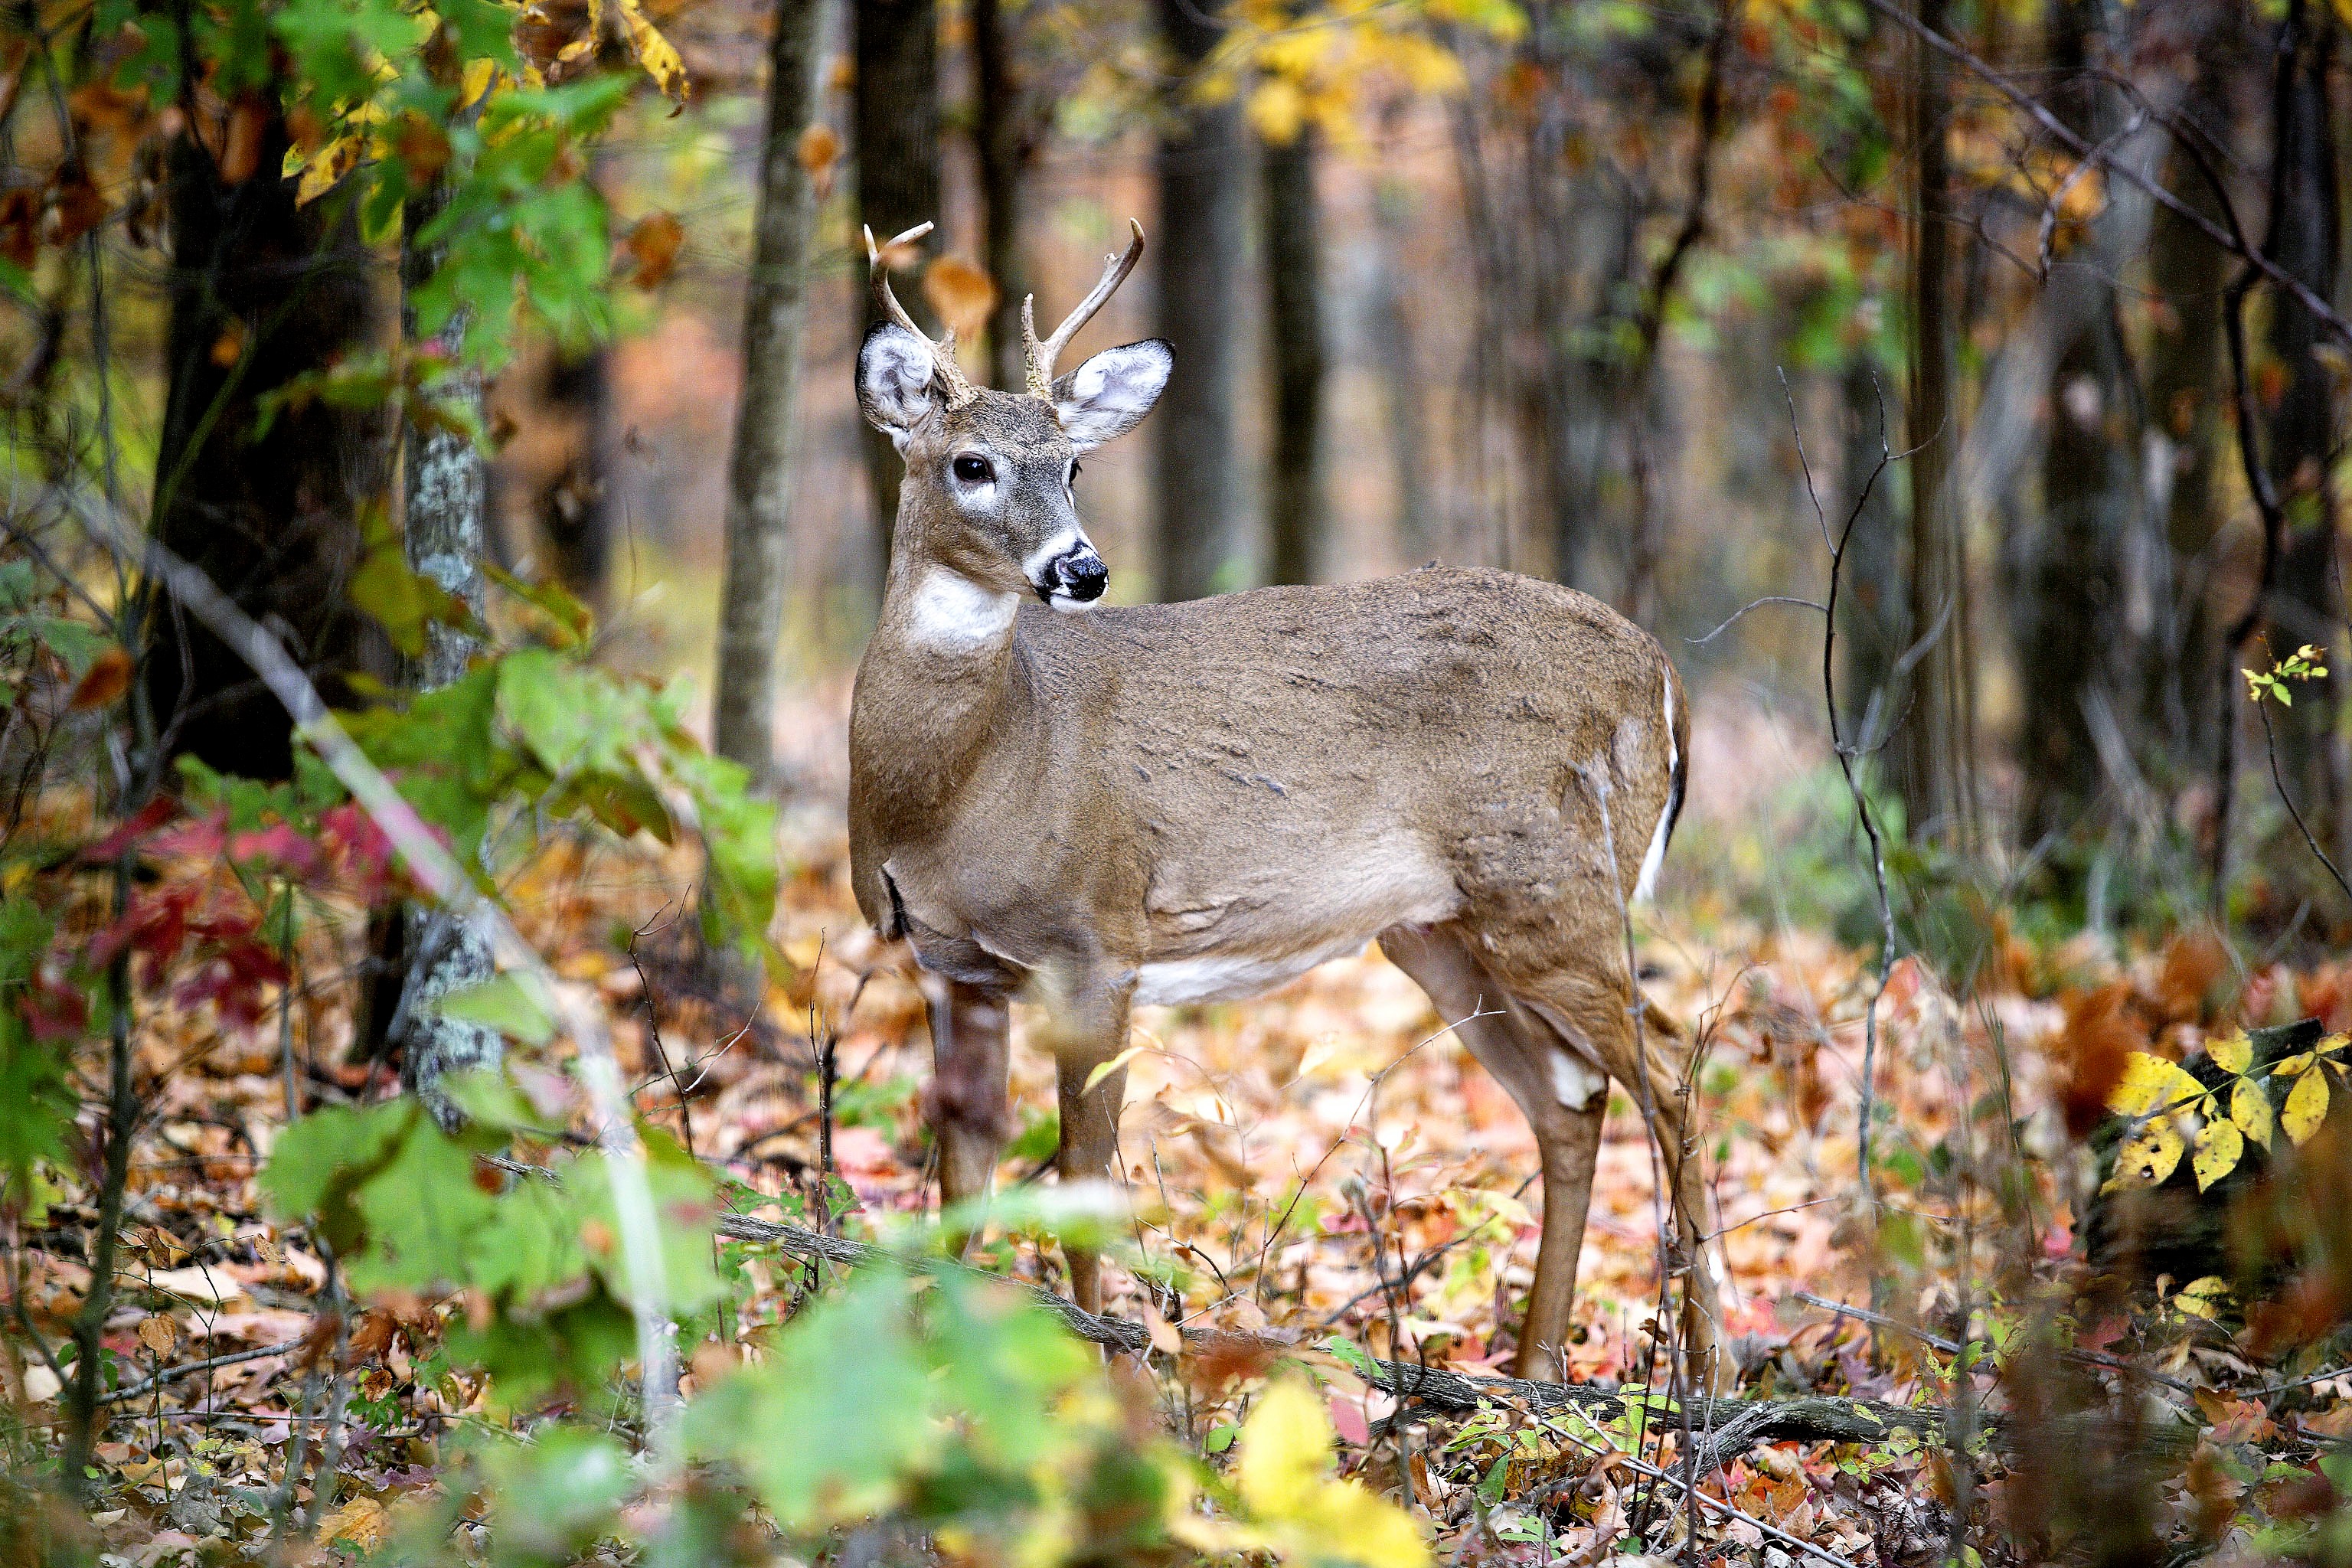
left=851, top=360, right=1723, bottom=1388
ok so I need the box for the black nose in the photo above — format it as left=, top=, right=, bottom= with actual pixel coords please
left=1044, top=548, right=1108, bottom=603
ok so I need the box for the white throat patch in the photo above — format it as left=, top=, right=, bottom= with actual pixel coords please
left=906, top=570, right=1017, bottom=653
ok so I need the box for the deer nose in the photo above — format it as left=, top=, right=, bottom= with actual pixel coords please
left=1040, top=546, right=1107, bottom=605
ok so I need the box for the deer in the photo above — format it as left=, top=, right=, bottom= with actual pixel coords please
left=848, top=219, right=1728, bottom=1390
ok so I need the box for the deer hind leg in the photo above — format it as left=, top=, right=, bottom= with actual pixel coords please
left=1379, top=923, right=1606, bottom=1383
left=1517, top=968, right=1732, bottom=1396
left=1043, top=985, right=1133, bottom=1315
left=927, top=979, right=1013, bottom=1252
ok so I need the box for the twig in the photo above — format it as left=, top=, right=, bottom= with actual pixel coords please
left=1780, top=371, right=1903, bottom=1223
left=102, top=1338, right=307, bottom=1406
left=2258, top=693, right=2352, bottom=906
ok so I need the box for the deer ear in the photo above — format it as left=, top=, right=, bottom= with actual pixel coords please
left=858, top=324, right=939, bottom=451
left=1053, top=340, right=1171, bottom=451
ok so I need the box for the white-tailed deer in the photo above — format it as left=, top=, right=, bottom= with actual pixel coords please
left=848, top=221, right=1725, bottom=1387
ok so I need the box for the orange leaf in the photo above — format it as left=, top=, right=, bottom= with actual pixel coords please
left=70, top=646, right=132, bottom=710
left=622, top=211, right=684, bottom=289
left=922, top=255, right=997, bottom=341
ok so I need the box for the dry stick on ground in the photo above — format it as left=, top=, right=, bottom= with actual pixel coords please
left=710, top=1210, right=1976, bottom=1459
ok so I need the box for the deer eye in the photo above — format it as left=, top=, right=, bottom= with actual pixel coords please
left=952, top=454, right=992, bottom=485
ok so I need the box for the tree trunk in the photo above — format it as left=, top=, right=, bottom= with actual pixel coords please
left=393, top=179, right=500, bottom=1126
left=2259, top=0, right=2344, bottom=874
left=1367, top=163, right=1431, bottom=563
left=1898, top=0, right=1971, bottom=848
left=714, top=0, right=830, bottom=782
left=2141, top=16, right=2238, bottom=778
left=2017, top=0, right=2143, bottom=845
left=1838, top=357, right=1906, bottom=749
left=1260, top=128, right=1325, bottom=586
left=972, top=0, right=1028, bottom=393
left=535, top=346, right=613, bottom=609
left=854, top=0, right=940, bottom=573
left=145, top=106, right=387, bottom=779
left=1152, top=0, right=1248, bottom=600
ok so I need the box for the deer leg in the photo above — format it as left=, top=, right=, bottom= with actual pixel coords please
left=926, top=979, right=1013, bottom=1253
left=1529, top=975, right=1732, bottom=1396
left=1047, top=986, right=1132, bottom=1315
left=1380, top=924, right=1607, bottom=1382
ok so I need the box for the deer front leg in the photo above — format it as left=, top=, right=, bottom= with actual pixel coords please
left=1046, top=985, right=1132, bottom=1315
left=926, top=979, right=1013, bottom=1253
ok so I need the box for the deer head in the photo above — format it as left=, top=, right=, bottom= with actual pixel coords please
left=856, top=221, right=1170, bottom=609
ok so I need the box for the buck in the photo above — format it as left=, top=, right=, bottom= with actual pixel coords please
left=849, top=220, right=1726, bottom=1387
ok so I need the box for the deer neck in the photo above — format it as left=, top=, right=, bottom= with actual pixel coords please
left=854, top=540, right=1031, bottom=828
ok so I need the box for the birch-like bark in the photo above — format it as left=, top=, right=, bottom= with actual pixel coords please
left=394, top=179, right=499, bottom=1124
left=712, top=0, right=830, bottom=780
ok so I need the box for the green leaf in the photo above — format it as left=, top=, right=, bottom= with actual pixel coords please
left=346, top=1120, right=501, bottom=1294
left=436, top=972, right=556, bottom=1047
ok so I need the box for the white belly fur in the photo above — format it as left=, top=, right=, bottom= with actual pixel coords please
left=1132, top=835, right=1461, bottom=1008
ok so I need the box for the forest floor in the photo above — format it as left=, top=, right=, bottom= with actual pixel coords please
left=19, top=699, right=2352, bottom=1566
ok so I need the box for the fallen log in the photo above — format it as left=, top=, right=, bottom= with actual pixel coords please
left=713, top=1211, right=1977, bottom=1462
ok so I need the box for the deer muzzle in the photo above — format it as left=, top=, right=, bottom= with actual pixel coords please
left=1035, top=544, right=1108, bottom=608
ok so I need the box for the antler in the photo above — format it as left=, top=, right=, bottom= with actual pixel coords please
left=1021, top=219, right=1145, bottom=400
left=864, top=220, right=978, bottom=408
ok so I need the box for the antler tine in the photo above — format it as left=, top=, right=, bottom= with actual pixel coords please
left=863, top=220, right=978, bottom=407
left=1024, top=219, right=1145, bottom=400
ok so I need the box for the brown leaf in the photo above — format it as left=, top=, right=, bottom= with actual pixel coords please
left=218, top=95, right=267, bottom=185
left=209, top=319, right=247, bottom=368
left=136, top=1315, right=178, bottom=1354
left=48, top=168, right=108, bottom=246
left=0, top=186, right=38, bottom=270
left=621, top=211, right=684, bottom=289
left=1182, top=1328, right=1278, bottom=1395
left=2053, top=981, right=2141, bottom=1138
left=391, top=113, right=450, bottom=184
left=922, top=255, right=997, bottom=342
left=69, top=646, right=132, bottom=710
left=346, top=1309, right=396, bottom=1360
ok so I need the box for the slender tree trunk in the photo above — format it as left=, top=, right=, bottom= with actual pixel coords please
left=714, top=0, right=829, bottom=782
left=972, top=0, right=1028, bottom=393
left=854, top=0, right=940, bottom=573
left=1839, top=356, right=1906, bottom=748
left=2141, top=18, right=2237, bottom=776
left=2260, top=0, right=2344, bottom=872
left=2017, top=0, right=2143, bottom=844
left=1260, top=127, right=1325, bottom=586
left=1153, top=0, right=1248, bottom=599
left=393, top=179, right=499, bottom=1125
left=1367, top=165, right=1431, bottom=562
left=145, top=105, right=387, bottom=779
left=1899, top=0, right=1971, bottom=847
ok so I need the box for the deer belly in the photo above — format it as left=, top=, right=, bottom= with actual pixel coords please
left=1131, top=941, right=1367, bottom=1007
left=1132, top=835, right=1461, bottom=1006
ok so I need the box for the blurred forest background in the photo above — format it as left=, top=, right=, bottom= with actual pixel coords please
left=20, top=0, right=2352, bottom=1562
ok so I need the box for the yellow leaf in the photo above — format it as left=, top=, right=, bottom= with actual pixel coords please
left=2323, top=1032, right=2351, bottom=1057
left=2175, top=1276, right=2230, bottom=1321
left=2103, top=1117, right=2184, bottom=1193
left=315, top=1495, right=390, bottom=1552
left=2107, top=1052, right=2206, bottom=1119
left=1083, top=1043, right=1146, bottom=1096
left=2192, top=1115, right=2244, bottom=1191
left=613, top=0, right=688, bottom=102
left=1236, top=1380, right=1336, bottom=1519
left=2231, top=1076, right=2275, bottom=1151
left=459, top=57, right=498, bottom=109
left=2208, top=1029, right=2252, bottom=1076
left=1232, top=1380, right=1430, bottom=1568
left=2285, top=1063, right=2331, bottom=1145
